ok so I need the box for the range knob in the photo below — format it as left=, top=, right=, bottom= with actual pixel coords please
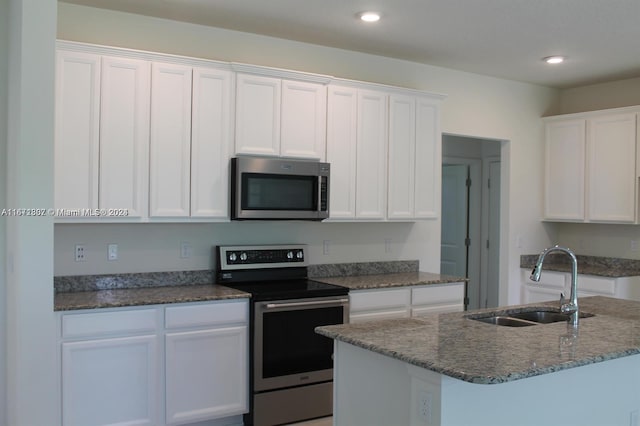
left=287, top=251, right=294, bottom=260
left=240, top=252, right=248, bottom=261
left=296, top=250, right=304, bottom=260
left=229, top=253, right=237, bottom=262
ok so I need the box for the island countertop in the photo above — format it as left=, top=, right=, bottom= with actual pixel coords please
left=316, top=296, right=640, bottom=384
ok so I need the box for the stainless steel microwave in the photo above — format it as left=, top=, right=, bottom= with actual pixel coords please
left=230, top=157, right=330, bottom=221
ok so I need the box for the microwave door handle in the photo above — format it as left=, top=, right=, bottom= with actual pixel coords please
left=318, top=176, right=322, bottom=212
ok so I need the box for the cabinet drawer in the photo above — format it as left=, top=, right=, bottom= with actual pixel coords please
left=578, top=275, right=616, bottom=295
left=411, top=283, right=464, bottom=305
left=62, top=308, right=158, bottom=339
left=349, top=288, right=410, bottom=312
left=165, top=300, right=248, bottom=329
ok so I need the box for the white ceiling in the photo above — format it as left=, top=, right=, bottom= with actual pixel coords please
left=60, top=0, right=640, bottom=89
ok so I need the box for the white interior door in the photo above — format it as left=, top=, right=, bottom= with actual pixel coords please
left=440, top=164, right=468, bottom=278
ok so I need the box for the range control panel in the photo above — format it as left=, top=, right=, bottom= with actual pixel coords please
left=218, top=245, right=307, bottom=270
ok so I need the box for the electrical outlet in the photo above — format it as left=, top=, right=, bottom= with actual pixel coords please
left=631, top=240, right=638, bottom=252
left=108, top=244, right=118, bottom=261
left=74, top=244, right=86, bottom=262
left=180, top=242, right=192, bottom=259
left=323, top=240, right=330, bottom=255
left=418, top=390, right=432, bottom=423
left=385, top=238, right=392, bottom=253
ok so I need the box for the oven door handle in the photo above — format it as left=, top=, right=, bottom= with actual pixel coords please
left=265, top=298, right=349, bottom=309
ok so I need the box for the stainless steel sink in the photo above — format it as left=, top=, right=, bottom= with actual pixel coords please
left=468, top=309, right=594, bottom=327
left=473, top=316, right=537, bottom=327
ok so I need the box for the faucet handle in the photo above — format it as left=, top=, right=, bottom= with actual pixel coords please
left=559, top=292, right=565, bottom=305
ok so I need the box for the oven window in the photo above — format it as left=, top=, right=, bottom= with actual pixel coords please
left=262, top=306, right=343, bottom=378
left=242, top=173, right=317, bottom=211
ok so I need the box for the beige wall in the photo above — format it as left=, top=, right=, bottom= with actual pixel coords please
left=56, top=3, right=559, bottom=306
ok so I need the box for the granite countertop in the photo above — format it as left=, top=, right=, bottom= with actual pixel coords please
left=54, top=284, right=249, bottom=311
left=520, top=254, right=640, bottom=278
left=316, top=296, right=640, bottom=385
left=315, top=271, right=466, bottom=290
left=54, top=261, right=461, bottom=311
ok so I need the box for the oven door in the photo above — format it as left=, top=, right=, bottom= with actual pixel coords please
left=253, top=296, right=349, bottom=392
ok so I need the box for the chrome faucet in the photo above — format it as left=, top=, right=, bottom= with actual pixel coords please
left=530, top=245, right=579, bottom=326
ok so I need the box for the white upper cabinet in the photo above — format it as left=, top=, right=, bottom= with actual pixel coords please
left=326, top=85, right=358, bottom=219
left=280, top=80, right=327, bottom=159
left=414, top=97, right=441, bottom=218
left=55, top=50, right=101, bottom=211
left=388, top=94, right=441, bottom=220
left=327, top=83, right=444, bottom=222
left=326, top=84, right=388, bottom=221
left=99, top=56, right=150, bottom=218
left=235, top=74, right=281, bottom=157
left=55, top=49, right=151, bottom=218
left=544, top=108, right=638, bottom=223
left=544, top=119, right=586, bottom=221
left=356, top=89, right=388, bottom=220
left=234, top=70, right=329, bottom=160
left=586, top=113, right=637, bottom=222
left=190, top=67, right=233, bottom=218
left=149, top=62, right=193, bottom=217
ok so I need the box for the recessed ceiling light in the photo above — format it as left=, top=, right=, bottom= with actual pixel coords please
left=359, top=11, right=381, bottom=23
left=543, top=56, right=566, bottom=64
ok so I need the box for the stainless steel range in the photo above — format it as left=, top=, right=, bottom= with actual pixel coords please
left=216, top=245, right=349, bottom=426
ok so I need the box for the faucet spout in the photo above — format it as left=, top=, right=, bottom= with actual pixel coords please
left=530, top=245, right=579, bottom=326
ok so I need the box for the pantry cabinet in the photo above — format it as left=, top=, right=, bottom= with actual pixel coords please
left=234, top=71, right=328, bottom=160
left=58, top=299, right=249, bottom=426
left=543, top=108, right=638, bottom=223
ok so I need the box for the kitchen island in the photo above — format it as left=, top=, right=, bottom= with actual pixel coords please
left=316, top=296, right=640, bottom=426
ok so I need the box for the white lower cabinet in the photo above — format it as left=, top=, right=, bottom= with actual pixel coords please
left=59, top=300, right=249, bottom=426
left=164, top=302, right=248, bottom=425
left=349, top=282, right=465, bottom=323
left=520, top=268, right=640, bottom=303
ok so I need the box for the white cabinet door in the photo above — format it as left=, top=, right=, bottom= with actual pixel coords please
left=149, top=62, right=193, bottom=217
left=544, top=119, right=586, bottom=221
left=235, top=74, right=281, bottom=156
left=587, top=112, right=637, bottom=222
left=326, top=85, right=358, bottom=219
left=190, top=67, right=232, bottom=218
left=387, top=94, right=416, bottom=219
left=356, top=90, right=388, bottom=220
left=388, top=94, right=441, bottom=220
left=165, top=327, right=248, bottom=425
left=55, top=50, right=101, bottom=211
left=280, top=80, right=327, bottom=160
left=99, top=56, right=150, bottom=218
left=414, top=96, right=441, bottom=219
left=62, top=335, right=159, bottom=426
